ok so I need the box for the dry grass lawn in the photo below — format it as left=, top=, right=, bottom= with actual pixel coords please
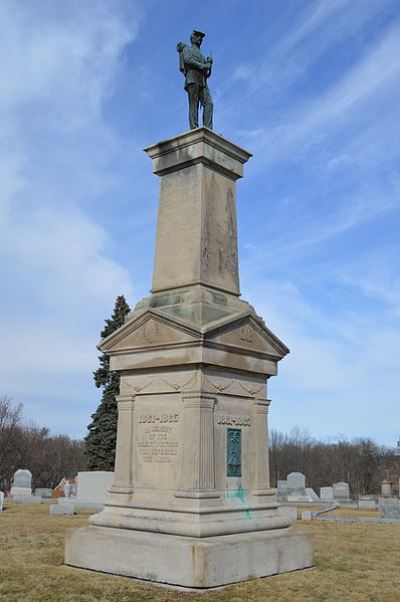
left=1, top=501, right=399, bottom=602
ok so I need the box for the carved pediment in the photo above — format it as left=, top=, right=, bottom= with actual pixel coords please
left=206, top=315, right=288, bottom=359
left=100, top=311, right=200, bottom=353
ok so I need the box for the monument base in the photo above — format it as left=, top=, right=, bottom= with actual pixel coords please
left=65, top=525, right=313, bottom=589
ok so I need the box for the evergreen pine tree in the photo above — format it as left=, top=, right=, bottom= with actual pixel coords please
left=85, top=295, right=130, bottom=470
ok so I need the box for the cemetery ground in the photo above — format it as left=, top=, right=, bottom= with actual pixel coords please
left=1, top=503, right=399, bottom=602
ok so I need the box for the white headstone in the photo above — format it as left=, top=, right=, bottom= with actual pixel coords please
left=286, top=472, right=311, bottom=502
left=379, top=497, right=400, bottom=519
left=0, top=491, right=4, bottom=512
left=50, top=503, right=74, bottom=516
left=358, top=496, right=376, bottom=510
left=381, top=481, right=392, bottom=498
left=13, top=494, right=41, bottom=504
left=320, top=486, right=334, bottom=502
left=305, top=488, right=320, bottom=502
left=277, top=479, right=288, bottom=500
left=76, top=471, right=114, bottom=504
left=10, top=469, right=32, bottom=496
left=287, top=472, right=306, bottom=491
left=332, top=481, right=351, bottom=501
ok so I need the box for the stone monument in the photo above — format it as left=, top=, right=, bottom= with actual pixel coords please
left=10, top=469, right=32, bottom=496
left=66, top=127, right=313, bottom=587
left=381, top=480, right=393, bottom=498
left=320, top=486, right=334, bottom=502
left=73, top=471, right=113, bottom=507
left=332, top=481, right=351, bottom=503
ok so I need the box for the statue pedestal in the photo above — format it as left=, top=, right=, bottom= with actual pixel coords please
left=66, top=527, right=312, bottom=590
left=65, top=128, right=313, bottom=588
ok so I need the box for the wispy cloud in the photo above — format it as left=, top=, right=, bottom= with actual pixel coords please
left=0, top=1, right=138, bottom=433
left=238, top=18, right=400, bottom=164
left=244, top=277, right=400, bottom=442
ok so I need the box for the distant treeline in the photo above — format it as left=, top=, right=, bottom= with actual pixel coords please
left=0, top=396, right=85, bottom=491
left=269, top=428, right=399, bottom=498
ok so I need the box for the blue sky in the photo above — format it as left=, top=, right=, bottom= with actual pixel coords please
left=1, top=0, right=399, bottom=445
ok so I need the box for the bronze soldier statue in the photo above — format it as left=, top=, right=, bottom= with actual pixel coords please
left=177, top=30, right=213, bottom=130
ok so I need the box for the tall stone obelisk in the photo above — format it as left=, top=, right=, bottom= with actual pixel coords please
left=65, top=127, right=313, bottom=588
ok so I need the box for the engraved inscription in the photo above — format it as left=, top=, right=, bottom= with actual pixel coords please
left=217, top=414, right=251, bottom=426
left=137, top=420, right=179, bottom=464
left=138, top=412, right=179, bottom=424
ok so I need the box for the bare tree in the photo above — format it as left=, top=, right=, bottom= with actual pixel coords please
left=269, top=428, right=399, bottom=497
left=0, top=397, right=85, bottom=491
left=0, top=396, right=23, bottom=489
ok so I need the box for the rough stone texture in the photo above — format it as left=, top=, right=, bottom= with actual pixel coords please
left=50, top=504, right=75, bottom=516
left=320, top=487, right=334, bottom=502
left=10, top=469, right=32, bottom=497
left=65, top=128, right=312, bottom=587
left=145, top=128, right=250, bottom=296
left=332, top=482, right=351, bottom=502
left=0, top=491, right=4, bottom=512
left=66, top=527, right=313, bottom=589
left=75, top=471, right=114, bottom=504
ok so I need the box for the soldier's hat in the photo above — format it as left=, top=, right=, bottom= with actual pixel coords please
left=192, top=30, right=205, bottom=38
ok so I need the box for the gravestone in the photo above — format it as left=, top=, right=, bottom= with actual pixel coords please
left=320, top=487, right=334, bottom=502
left=50, top=503, right=74, bottom=516
left=0, top=491, right=4, bottom=512
left=358, top=496, right=376, bottom=510
left=75, top=471, right=113, bottom=504
left=305, top=488, right=320, bottom=502
left=34, top=488, right=53, bottom=498
left=13, top=494, right=41, bottom=504
left=277, top=479, right=288, bottom=500
left=332, top=481, right=351, bottom=502
left=379, top=497, right=400, bottom=519
left=287, top=472, right=306, bottom=491
left=65, top=128, right=313, bottom=588
left=10, top=469, right=32, bottom=496
left=286, top=472, right=315, bottom=502
left=381, top=480, right=392, bottom=498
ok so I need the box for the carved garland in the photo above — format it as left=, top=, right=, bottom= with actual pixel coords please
left=237, top=381, right=265, bottom=396
left=161, top=373, right=197, bottom=391
left=204, top=374, right=235, bottom=392
left=125, top=372, right=197, bottom=394
left=125, top=379, right=155, bottom=393
left=124, top=374, right=265, bottom=396
left=204, top=374, right=264, bottom=396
